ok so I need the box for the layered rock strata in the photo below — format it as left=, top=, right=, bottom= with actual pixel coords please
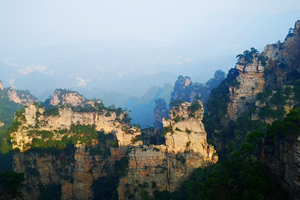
left=118, top=100, right=218, bottom=200
left=227, top=54, right=265, bottom=121
left=11, top=104, right=140, bottom=151
left=11, top=100, right=141, bottom=199
left=226, top=20, right=300, bottom=122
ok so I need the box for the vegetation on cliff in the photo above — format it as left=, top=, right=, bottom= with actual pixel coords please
left=0, top=170, right=25, bottom=200
left=154, top=108, right=300, bottom=200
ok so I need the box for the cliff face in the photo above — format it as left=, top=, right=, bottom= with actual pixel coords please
left=11, top=104, right=139, bottom=152
left=118, top=100, right=217, bottom=200
left=13, top=143, right=125, bottom=200
left=6, top=87, right=37, bottom=106
left=48, top=89, right=86, bottom=107
left=45, top=89, right=102, bottom=108
left=260, top=133, right=300, bottom=199
left=12, top=94, right=217, bottom=199
left=204, top=20, right=300, bottom=199
left=11, top=95, right=142, bottom=199
left=0, top=82, right=37, bottom=135
left=227, top=54, right=265, bottom=121
left=225, top=21, right=300, bottom=122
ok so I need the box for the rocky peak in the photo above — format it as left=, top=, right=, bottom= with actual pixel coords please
left=163, top=100, right=217, bottom=157
left=7, top=88, right=21, bottom=104
left=0, top=80, right=3, bottom=90
left=118, top=99, right=217, bottom=199
left=10, top=103, right=141, bottom=152
left=6, top=87, right=37, bottom=106
left=49, top=89, right=86, bottom=107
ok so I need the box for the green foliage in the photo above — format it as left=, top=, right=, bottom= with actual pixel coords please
left=175, top=127, right=182, bottom=132
left=132, top=124, right=141, bottom=129
left=37, top=182, right=62, bottom=200
left=206, top=68, right=239, bottom=120
left=236, top=47, right=259, bottom=65
left=40, top=130, right=54, bottom=139
left=169, top=100, right=185, bottom=108
left=141, top=189, right=150, bottom=200
left=70, top=124, right=98, bottom=146
left=188, top=102, right=201, bottom=113
left=92, top=176, right=118, bottom=200
left=97, top=131, right=115, bottom=144
left=256, top=90, right=272, bottom=103
left=258, top=55, right=267, bottom=66
left=270, top=89, right=286, bottom=108
left=109, top=140, right=119, bottom=148
left=162, top=125, right=173, bottom=135
left=15, top=107, right=26, bottom=121
left=131, top=135, right=142, bottom=144
left=0, top=170, right=25, bottom=200
left=114, top=157, right=129, bottom=178
left=7, top=121, right=21, bottom=133
left=0, top=93, right=22, bottom=133
left=266, top=107, right=300, bottom=140
left=105, top=111, right=111, bottom=116
left=43, top=107, right=59, bottom=117
left=204, top=68, right=240, bottom=139
left=89, top=145, right=103, bottom=155
left=154, top=123, right=287, bottom=200
left=173, top=116, right=185, bottom=123
left=185, top=129, right=191, bottom=134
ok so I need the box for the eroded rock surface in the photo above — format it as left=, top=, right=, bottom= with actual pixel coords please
left=118, top=100, right=217, bottom=200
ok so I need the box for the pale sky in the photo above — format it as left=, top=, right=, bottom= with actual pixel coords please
left=1, top=0, right=299, bottom=53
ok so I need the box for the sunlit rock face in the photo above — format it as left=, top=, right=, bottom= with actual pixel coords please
left=226, top=20, right=300, bottom=122
left=11, top=99, right=141, bottom=199
left=49, top=89, right=86, bottom=107
left=10, top=104, right=140, bottom=152
left=6, top=87, right=37, bottom=106
left=118, top=100, right=217, bottom=200
left=12, top=100, right=217, bottom=200
left=227, top=55, right=265, bottom=121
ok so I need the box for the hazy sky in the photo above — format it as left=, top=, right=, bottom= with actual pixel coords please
left=1, top=0, right=300, bottom=53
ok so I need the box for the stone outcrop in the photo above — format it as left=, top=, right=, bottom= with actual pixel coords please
left=118, top=100, right=217, bottom=200
left=13, top=143, right=124, bottom=200
left=11, top=101, right=141, bottom=200
left=11, top=104, right=140, bottom=152
left=7, top=87, right=37, bottom=106
left=49, top=89, right=87, bottom=107
left=225, top=20, right=300, bottom=122
left=227, top=54, right=265, bottom=121
left=12, top=97, right=217, bottom=200
left=163, top=100, right=217, bottom=157
left=0, top=80, right=3, bottom=90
